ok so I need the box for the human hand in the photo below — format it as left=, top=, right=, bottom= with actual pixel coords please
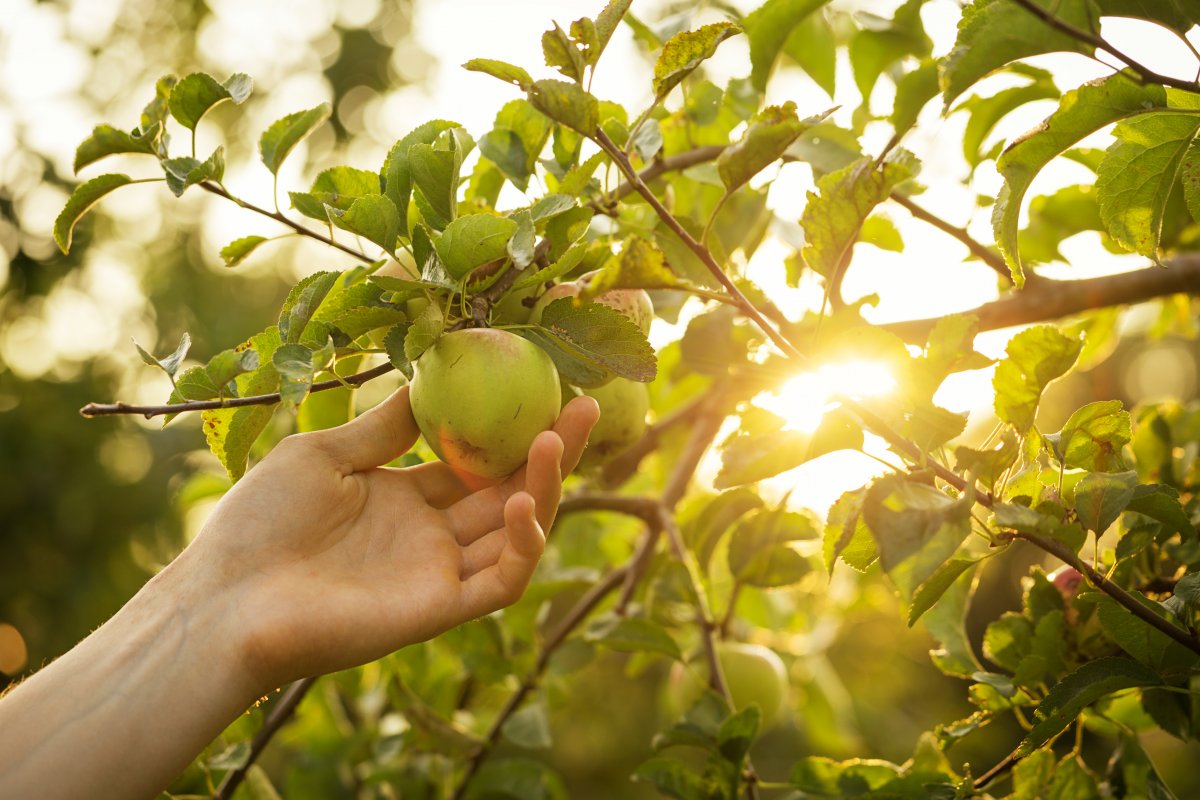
left=182, top=387, right=600, bottom=692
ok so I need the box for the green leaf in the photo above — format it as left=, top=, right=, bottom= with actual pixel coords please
left=633, top=757, right=709, bottom=800
left=408, top=127, right=474, bottom=228
left=54, top=173, right=132, bottom=253
left=717, top=705, right=761, bottom=765
left=684, top=489, right=764, bottom=574
left=1091, top=592, right=1199, bottom=672
left=168, top=72, right=252, bottom=130
left=992, top=325, right=1082, bottom=433
left=1050, top=400, right=1131, bottom=472
left=584, top=613, right=682, bottom=660
left=1174, top=572, right=1200, bottom=613
left=201, top=327, right=281, bottom=481
left=908, top=557, right=980, bottom=627
left=578, top=236, right=687, bottom=300
left=800, top=153, right=915, bottom=279
left=220, top=235, right=268, bottom=267
left=1126, top=483, right=1193, bottom=537
left=727, top=507, right=818, bottom=588
left=381, top=120, right=460, bottom=239
left=433, top=213, right=518, bottom=279
left=259, top=103, right=331, bottom=175
left=848, top=0, right=931, bottom=102
left=463, top=757, right=567, bottom=800
left=594, top=0, right=633, bottom=66
left=1017, top=658, right=1163, bottom=756
left=382, top=323, right=414, bottom=380
left=924, top=565, right=981, bottom=678
left=717, top=102, right=824, bottom=194
left=993, top=71, right=1167, bottom=286
left=203, top=347, right=260, bottom=389
left=134, top=331, right=191, bottom=381
left=294, top=166, right=382, bottom=220
left=862, top=475, right=971, bottom=600
left=507, top=210, right=536, bottom=270
left=955, top=430, right=1019, bottom=488
left=278, top=271, right=339, bottom=344
left=462, top=59, right=533, bottom=89
left=73, top=124, right=159, bottom=173
left=1097, top=113, right=1200, bottom=260
left=1075, top=470, right=1137, bottom=534
left=745, top=0, right=832, bottom=93
left=542, top=22, right=588, bottom=83
left=521, top=297, right=657, bottom=387
left=527, top=79, right=599, bottom=135
left=479, top=100, right=552, bottom=192
left=272, top=343, right=317, bottom=408
left=958, top=70, right=1059, bottom=167
left=511, top=241, right=589, bottom=292
left=163, top=146, right=224, bottom=197
left=941, top=0, right=1095, bottom=107
left=823, top=488, right=877, bottom=573
left=652, top=22, right=742, bottom=101
left=502, top=700, right=552, bottom=750
left=1107, top=735, right=1180, bottom=800
left=891, top=60, right=939, bottom=138
left=715, top=408, right=864, bottom=488
left=781, top=9, right=836, bottom=97
left=404, top=302, right=444, bottom=363
left=327, top=194, right=401, bottom=254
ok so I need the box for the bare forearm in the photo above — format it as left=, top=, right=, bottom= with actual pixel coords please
left=0, top=552, right=260, bottom=799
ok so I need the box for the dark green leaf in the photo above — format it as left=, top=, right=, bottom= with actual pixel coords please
left=1017, top=658, right=1163, bottom=756
left=163, top=146, right=224, bottom=197
left=502, top=700, right=552, bottom=749
left=1091, top=592, right=1199, bottom=672
left=717, top=705, right=761, bottom=765
left=381, top=120, right=460, bottom=239
left=434, top=213, right=518, bottom=278
left=633, top=757, right=708, bottom=800
left=727, top=507, right=818, bottom=588
left=383, top=323, right=414, bottom=380
left=259, top=103, right=331, bottom=175
left=408, top=127, right=474, bottom=228
left=168, top=72, right=252, bottom=130
left=54, top=173, right=132, bottom=253
left=511, top=241, right=588, bottom=292
left=1127, top=484, right=1193, bottom=537
left=1075, top=470, right=1137, bottom=534
left=908, top=557, right=980, bottom=627
left=278, top=271, right=339, bottom=344
left=327, top=194, right=401, bottom=254
left=522, top=298, right=656, bottom=387
left=73, top=124, right=159, bottom=173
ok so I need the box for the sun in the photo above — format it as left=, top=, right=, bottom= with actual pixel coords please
left=756, top=360, right=898, bottom=434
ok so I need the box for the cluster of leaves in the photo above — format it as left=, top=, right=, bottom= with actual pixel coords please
left=59, top=0, right=1200, bottom=797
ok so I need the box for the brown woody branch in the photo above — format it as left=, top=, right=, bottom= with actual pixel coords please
left=215, top=676, right=317, bottom=799
left=884, top=254, right=1200, bottom=343
left=79, top=362, right=396, bottom=419
left=199, top=182, right=373, bottom=264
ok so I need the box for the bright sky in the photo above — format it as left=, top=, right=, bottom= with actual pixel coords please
left=2, top=0, right=1199, bottom=514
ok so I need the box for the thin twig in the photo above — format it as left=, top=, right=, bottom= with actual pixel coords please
left=889, top=193, right=1012, bottom=282
left=79, top=362, right=396, bottom=419
left=451, top=567, right=628, bottom=799
left=199, top=182, right=373, bottom=263
left=1009, top=0, right=1200, bottom=94
left=215, top=677, right=317, bottom=799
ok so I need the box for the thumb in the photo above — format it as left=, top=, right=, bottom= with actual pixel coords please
left=301, top=385, right=420, bottom=473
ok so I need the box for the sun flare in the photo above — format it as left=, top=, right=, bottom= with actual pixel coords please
left=756, top=360, right=898, bottom=434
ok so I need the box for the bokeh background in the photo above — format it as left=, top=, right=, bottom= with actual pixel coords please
left=3, top=0, right=1200, bottom=796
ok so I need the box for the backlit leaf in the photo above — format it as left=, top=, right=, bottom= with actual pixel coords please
left=992, top=325, right=1081, bottom=433
left=259, top=103, right=331, bottom=175
left=54, top=173, right=132, bottom=253
left=652, top=22, right=742, bottom=101
left=168, top=72, right=252, bottom=130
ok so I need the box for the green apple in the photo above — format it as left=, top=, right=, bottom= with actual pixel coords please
left=410, top=328, right=560, bottom=487
left=577, top=378, right=649, bottom=468
left=667, top=642, right=788, bottom=728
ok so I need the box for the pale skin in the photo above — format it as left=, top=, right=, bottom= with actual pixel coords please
left=0, top=388, right=600, bottom=800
